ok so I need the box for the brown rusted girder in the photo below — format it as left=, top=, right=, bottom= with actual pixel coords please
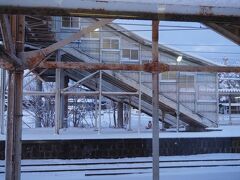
left=0, top=50, right=17, bottom=70
left=37, top=61, right=240, bottom=73
left=39, top=61, right=146, bottom=71
left=168, top=64, right=240, bottom=73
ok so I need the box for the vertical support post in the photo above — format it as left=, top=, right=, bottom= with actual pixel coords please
left=55, top=68, right=61, bottom=134
left=117, top=101, right=124, bottom=128
left=5, top=70, right=23, bottom=180
left=138, top=71, right=142, bottom=133
left=98, top=27, right=102, bottom=133
left=152, top=20, right=160, bottom=180
left=5, top=15, right=24, bottom=180
left=194, top=73, right=198, bottom=113
left=216, top=73, right=219, bottom=127
left=229, top=94, right=232, bottom=125
left=35, top=79, right=43, bottom=128
left=0, top=69, right=6, bottom=134
left=94, top=96, right=98, bottom=130
left=176, top=70, right=180, bottom=132
left=128, top=98, right=132, bottom=131
left=98, top=70, right=102, bottom=133
left=161, top=111, right=165, bottom=131
left=63, top=76, right=69, bottom=128
left=138, top=44, right=142, bottom=133
left=55, top=50, right=65, bottom=133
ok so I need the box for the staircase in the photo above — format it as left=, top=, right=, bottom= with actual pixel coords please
left=60, top=47, right=216, bottom=130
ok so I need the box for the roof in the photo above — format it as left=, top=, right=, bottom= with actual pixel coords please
left=108, top=22, right=220, bottom=66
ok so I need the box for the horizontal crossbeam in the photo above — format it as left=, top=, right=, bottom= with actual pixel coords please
left=38, top=61, right=240, bottom=73
left=0, top=1, right=240, bottom=22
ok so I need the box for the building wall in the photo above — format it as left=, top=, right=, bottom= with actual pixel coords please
left=52, top=17, right=218, bottom=127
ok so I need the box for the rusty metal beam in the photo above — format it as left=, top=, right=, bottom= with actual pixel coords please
left=21, top=19, right=113, bottom=68
left=5, top=70, right=23, bottom=180
left=0, top=15, right=23, bottom=67
left=0, top=1, right=240, bottom=22
left=206, top=23, right=240, bottom=45
left=0, top=15, right=15, bottom=54
left=39, top=61, right=145, bottom=71
left=0, top=50, right=17, bottom=70
left=5, top=15, right=25, bottom=180
left=167, top=64, right=240, bottom=73
left=38, top=61, right=240, bottom=73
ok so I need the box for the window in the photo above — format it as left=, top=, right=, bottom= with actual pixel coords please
left=102, top=39, right=119, bottom=49
left=122, top=49, right=139, bottom=61
left=161, top=72, right=176, bottom=80
left=61, top=17, right=80, bottom=29
left=90, top=31, right=100, bottom=39
left=179, top=73, right=195, bottom=89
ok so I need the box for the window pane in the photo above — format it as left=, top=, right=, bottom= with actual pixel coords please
left=111, top=39, right=119, bottom=49
left=102, top=51, right=120, bottom=62
left=122, top=49, right=130, bottom=59
left=161, top=72, right=168, bottom=80
left=90, top=31, right=99, bottom=39
left=131, top=50, right=139, bottom=60
left=168, top=72, right=176, bottom=80
left=179, top=74, right=194, bottom=89
left=103, top=39, right=111, bottom=49
left=62, top=17, right=70, bottom=28
left=161, top=72, right=176, bottom=80
left=71, top=17, right=79, bottom=28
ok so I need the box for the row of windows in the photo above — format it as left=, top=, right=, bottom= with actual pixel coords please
left=61, top=17, right=139, bottom=61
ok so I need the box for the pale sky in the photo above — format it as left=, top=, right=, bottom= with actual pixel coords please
left=115, top=20, right=240, bottom=66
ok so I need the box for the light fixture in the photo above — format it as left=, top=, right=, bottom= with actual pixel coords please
left=94, top=28, right=99, bottom=32
left=177, top=56, right=182, bottom=62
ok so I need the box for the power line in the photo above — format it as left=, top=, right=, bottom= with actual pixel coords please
left=32, top=18, right=205, bottom=29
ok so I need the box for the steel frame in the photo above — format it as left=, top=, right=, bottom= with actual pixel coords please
left=0, top=3, right=239, bottom=179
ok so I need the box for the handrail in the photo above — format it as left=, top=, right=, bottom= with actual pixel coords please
left=65, top=47, right=216, bottom=127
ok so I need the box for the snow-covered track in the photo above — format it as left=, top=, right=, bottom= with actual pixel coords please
left=1, top=158, right=240, bottom=174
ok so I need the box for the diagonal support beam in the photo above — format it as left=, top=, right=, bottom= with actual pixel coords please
left=0, top=14, right=15, bottom=54
left=0, top=49, right=16, bottom=70
left=0, top=15, right=23, bottom=67
left=62, top=71, right=99, bottom=92
left=21, top=19, right=113, bottom=68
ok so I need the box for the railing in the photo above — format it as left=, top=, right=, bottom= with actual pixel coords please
left=67, top=47, right=216, bottom=127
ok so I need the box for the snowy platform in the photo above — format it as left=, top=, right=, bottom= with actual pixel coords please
left=0, top=125, right=240, bottom=141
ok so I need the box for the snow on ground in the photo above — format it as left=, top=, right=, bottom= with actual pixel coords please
left=1, top=154, right=240, bottom=180
left=0, top=125, right=240, bottom=140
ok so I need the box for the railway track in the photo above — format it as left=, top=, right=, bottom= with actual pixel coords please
left=1, top=158, right=240, bottom=176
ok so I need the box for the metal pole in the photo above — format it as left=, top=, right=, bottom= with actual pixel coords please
left=138, top=71, right=142, bottom=133
left=0, top=69, right=6, bottom=134
left=138, top=45, right=142, bottom=133
left=229, top=95, right=232, bottom=125
left=5, top=70, right=23, bottom=180
left=5, top=15, right=24, bottom=180
left=176, top=70, right=180, bottom=132
left=55, top=68, right=61, bottom=134
left=128, top=98, right=132, bottom=131
left=98, top=70, right=102, bottom=134
left=152, top=20, right=160, bottom=180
